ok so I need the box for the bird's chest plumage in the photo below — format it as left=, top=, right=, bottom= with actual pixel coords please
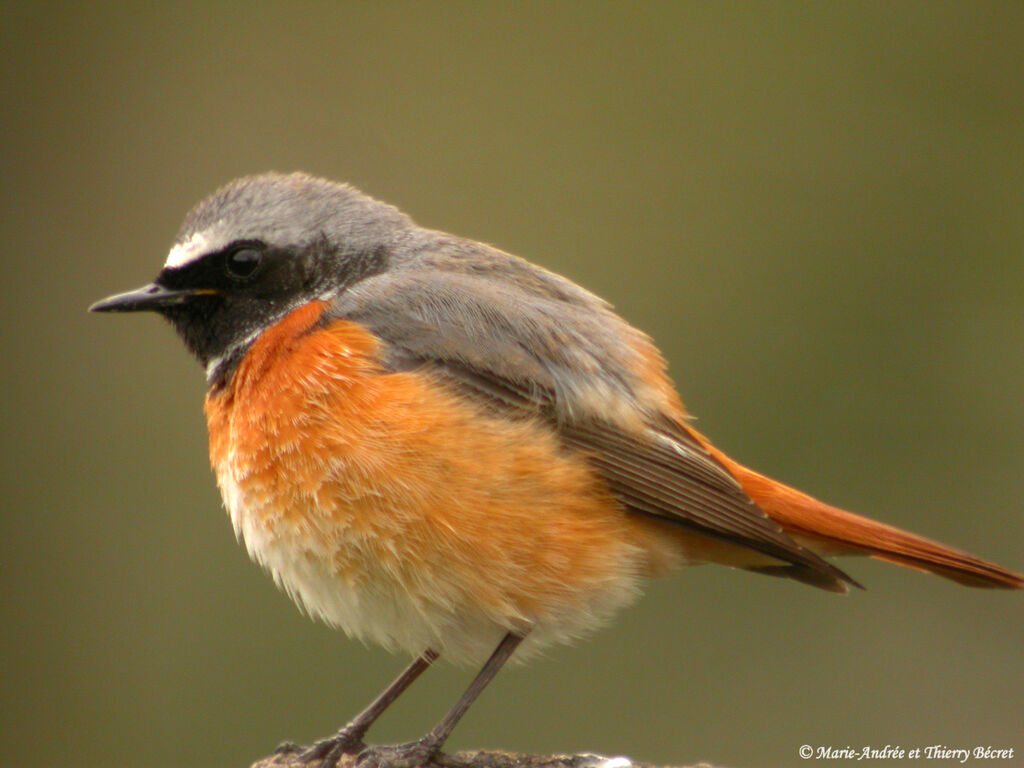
left=203, top=302, right=655, bottom=663
left=205, top=303, right=431, bottom=648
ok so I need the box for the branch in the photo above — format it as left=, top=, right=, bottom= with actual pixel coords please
left=252, top=745, right=725, bottom=768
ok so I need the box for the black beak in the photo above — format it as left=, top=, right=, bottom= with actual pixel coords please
left=89, top=283, right=221, bottom=313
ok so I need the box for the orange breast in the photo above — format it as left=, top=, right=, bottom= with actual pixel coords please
left=204, top=301, right=666, bottom=663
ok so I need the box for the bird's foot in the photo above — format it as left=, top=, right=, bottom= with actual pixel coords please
left=293, top=727, right=367, bottom=766
left=355, top=738, right=440, bottom=768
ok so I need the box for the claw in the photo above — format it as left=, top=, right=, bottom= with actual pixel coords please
left=274, top=741, right=303, bottom=755
left=295, top=728, right=367, bottom=766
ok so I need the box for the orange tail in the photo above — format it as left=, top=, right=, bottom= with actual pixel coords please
left=687, top=428, right=1023, bottom=590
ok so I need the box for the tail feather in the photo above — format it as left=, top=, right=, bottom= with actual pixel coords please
left=687, top=427, right=1024, bottom=590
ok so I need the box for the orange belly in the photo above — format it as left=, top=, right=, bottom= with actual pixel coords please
left=205, top=302, right=674, bottom=663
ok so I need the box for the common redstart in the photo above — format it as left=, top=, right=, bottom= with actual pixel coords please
left=91, top=173, right=1023, bottom=768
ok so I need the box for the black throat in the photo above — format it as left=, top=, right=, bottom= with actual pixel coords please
left=157, top=239, right=393, bottom=393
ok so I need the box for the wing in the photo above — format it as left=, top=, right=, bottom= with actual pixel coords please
left=328, top=250, right=856, bottom=592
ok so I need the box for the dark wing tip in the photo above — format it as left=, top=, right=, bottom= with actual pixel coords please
left=747, top=562, right=864, bottom=594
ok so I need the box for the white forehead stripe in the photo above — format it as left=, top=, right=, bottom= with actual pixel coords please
left=164, top=231, right=211, bottom=269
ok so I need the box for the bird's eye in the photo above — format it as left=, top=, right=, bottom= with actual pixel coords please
left=225, top=246, right=263, bottom=279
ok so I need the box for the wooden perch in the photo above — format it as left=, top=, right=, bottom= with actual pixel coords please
left=252, top=744, right=725, bottom=768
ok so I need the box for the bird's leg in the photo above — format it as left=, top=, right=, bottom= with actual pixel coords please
left=297, top=648, right=440, bottom=765
left=356, top=631, right=526, bottom=768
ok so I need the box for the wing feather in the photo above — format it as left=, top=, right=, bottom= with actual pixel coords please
left=329, top=257, right=857, bottom=591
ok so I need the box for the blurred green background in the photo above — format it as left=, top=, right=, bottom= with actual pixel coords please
left=2, top=4, right=1022, bottom=768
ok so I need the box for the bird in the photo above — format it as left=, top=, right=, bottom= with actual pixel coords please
left=91, top=172, right=1023, bottom=768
